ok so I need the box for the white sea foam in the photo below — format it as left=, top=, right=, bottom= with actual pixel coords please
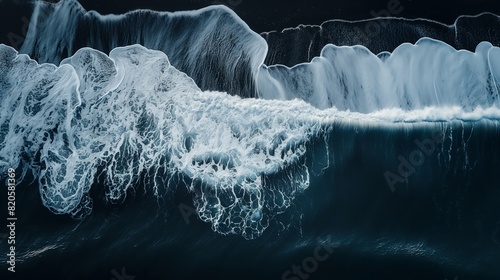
left=2, top=43, right=500, bottom=238
left=3, top=0, right=500, bottom=239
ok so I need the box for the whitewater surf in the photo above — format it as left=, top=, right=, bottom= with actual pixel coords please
left=1, top=1, right=500, bottom=279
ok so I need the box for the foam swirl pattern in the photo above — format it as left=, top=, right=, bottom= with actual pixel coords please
left=258, top=39, right=500, bottom=112
left=0, top=44, right=332, bottom=239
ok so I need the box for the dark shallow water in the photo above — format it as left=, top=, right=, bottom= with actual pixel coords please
left=2, top=121, right=500, bottom=280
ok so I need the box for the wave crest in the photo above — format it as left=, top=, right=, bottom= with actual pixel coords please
left=0, top=44, right=330, bottom=239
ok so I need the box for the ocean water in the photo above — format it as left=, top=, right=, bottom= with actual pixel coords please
left=1, top=1, right=500, bottom=279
